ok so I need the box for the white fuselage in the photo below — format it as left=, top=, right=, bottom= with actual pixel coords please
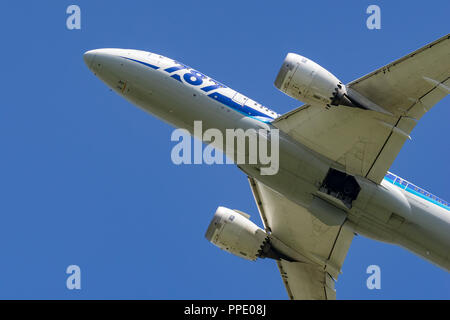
left=84, top=48, right=450, bottom=271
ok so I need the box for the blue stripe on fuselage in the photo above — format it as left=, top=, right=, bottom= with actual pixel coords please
left=207, top=92, right=274, bottom=123
left=383, top=175, right=449, bottom=211
left=405, top=186, right=449, bottom=210
left=119, top=57, right=274, bottom=123
left=121, top=57, right=159, bottom=70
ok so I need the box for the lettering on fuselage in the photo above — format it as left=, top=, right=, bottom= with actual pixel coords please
left=161, top=60, right=277, bottom=122
left=163, top=61, right=227, bottom=93
left=121, top=55, right=277, bottom=122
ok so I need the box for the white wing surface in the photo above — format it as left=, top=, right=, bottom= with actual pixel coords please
left=273, top=34, right=450, bottom=184
left=249, top=178, right=354, bottom=300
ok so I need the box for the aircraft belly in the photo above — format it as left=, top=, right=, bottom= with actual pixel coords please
left=122, top=59, right=450, bottom=272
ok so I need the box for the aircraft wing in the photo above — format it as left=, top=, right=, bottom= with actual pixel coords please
left=248, top=178, right=354, bottom=300
left=273, top=34, right=450, bottom=184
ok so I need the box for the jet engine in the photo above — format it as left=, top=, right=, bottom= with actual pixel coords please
left=274, top=53, right=355, bottom=107
left=205, top=206, right=270, bottom=261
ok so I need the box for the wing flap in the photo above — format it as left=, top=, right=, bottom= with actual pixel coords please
left=249, top=178, right=354, bottom=299
left=277, top=260, right=336, bottom=300
left=366, top=77, right=449, bottom=182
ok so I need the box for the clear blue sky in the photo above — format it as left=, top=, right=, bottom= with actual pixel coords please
left=0, top=1, right=449, bottom=299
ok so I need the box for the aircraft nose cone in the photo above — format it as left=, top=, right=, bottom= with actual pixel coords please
left=83, top=50, right=97, bottom=69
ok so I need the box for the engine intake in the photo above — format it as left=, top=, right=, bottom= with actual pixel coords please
left=205, top=206, right=270, bottom=261
left=275, top=53, right=354, bottom=107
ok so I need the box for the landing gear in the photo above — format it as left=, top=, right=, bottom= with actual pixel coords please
left=319, top=168, right=361, bottom=209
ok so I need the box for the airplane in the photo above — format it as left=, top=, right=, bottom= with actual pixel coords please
left=84, top=34, right=450, bottom=299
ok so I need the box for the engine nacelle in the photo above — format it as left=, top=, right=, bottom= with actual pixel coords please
left=205, top=206, right=268, bottom=261
left=275, top=53, right=353, bottom=107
